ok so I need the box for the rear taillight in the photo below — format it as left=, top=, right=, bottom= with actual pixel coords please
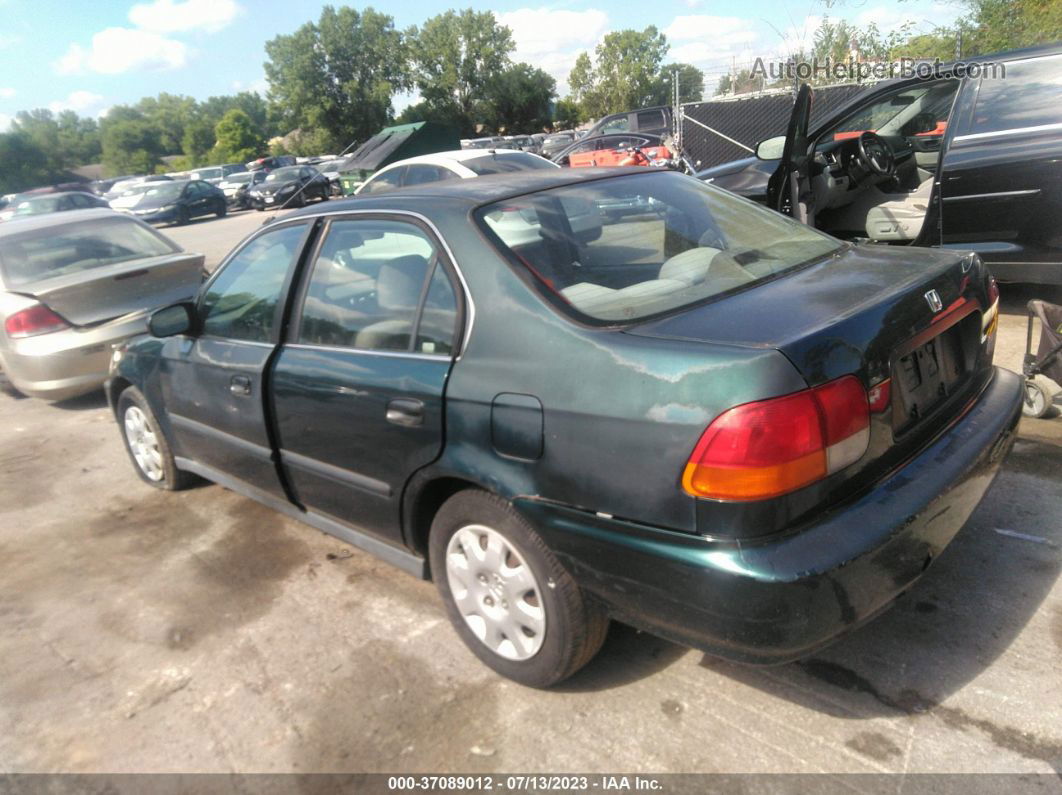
left=5, top=304, right=69, bottom=338
left=682, top=375, right=870, bottom=501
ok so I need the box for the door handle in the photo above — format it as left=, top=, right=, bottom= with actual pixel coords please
left=386, top=398, right=424, bottom=427
left=230, top=375, right=252, bottom=396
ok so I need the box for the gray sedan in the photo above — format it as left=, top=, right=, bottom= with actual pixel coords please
left=0, top=208, right=204, bottom=400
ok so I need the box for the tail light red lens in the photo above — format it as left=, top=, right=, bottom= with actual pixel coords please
left=5, top=304, right=69, bottom=338
left=682, top=375, right=870, bottom=501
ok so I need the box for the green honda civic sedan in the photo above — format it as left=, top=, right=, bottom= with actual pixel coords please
left=106, top=168, right=1021, bottom=687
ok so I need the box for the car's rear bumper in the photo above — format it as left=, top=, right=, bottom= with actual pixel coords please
left=514, top=366, right=1023, bottom=664
left=0, top=313, right=148, bottom=401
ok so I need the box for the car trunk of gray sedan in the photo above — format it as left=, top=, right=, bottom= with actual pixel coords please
left=8, top=253, right=204, bottom=326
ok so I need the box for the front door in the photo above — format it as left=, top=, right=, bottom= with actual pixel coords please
left=766, top=83, right=813, bottom=223
left=162, top=220, right=314, bottom=498
left=271, top=215, right=462, bottom=540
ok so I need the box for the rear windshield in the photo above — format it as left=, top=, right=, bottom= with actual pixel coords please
left=0, top=217, right=177, bottom=287
left=463, top=153, right=557, bottom=175
left=476, top=171, right=842, bottom=323
left=266, top=167, right=302, bottom=182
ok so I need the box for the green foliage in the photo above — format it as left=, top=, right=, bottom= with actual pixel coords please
left=409, top=8, right=514, bottom=134
left=101, top=117, right=165, bottom=176
left=552, top=98, right=584, bottom=129
left=649, top=63, right=705, bottom=105
left=716, top=69, right=766, bottom=96
left=567, top=27, right=670, bottom=118
left=264, top=5, right=409, bottom=152
left=212, top=109, right=262, bottom=163
left=481, top=63, right=556, bottom=132
left=0, top=132, right=53, bottom=193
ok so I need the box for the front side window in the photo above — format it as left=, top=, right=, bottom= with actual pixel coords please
left=827, top=82, right=959, bottom=141
left=0, top=216, right=177, bottom=287
left=636, top=110, right=665, bottom=129
left=297, top=219, right=457, bottom=354
left=478, top=171, right=841, bottom=323
left=601, top=115, right=631, bottom=133
left=200, top=223, right=307, bottom=342
left=968, top=54, right=1062, bottom=136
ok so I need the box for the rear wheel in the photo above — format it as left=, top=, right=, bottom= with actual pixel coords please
left=0, top=368, right=24, bottom=398
left=117, top=387, right=195, bottom=490
left=215, top=201, right=227, bottom=218
left=429, top=489, right=608, bottom=688
left=1022, top=379, right=1052, bottom=418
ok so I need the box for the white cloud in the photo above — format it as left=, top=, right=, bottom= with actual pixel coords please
left=664, top=15, right=757, bottom=44
left=128, top=0, right=242, bottom=34
left=54, top=27, right=187, bottom=75
left=497, top=8, right=610, bottom=92
left=0, top=87, right=14, bottom=98
left=48, top=90, right=106, bottom=114
left=231, top=76, right=268, bottom=95
left=0, top=113, right=12, bottom=132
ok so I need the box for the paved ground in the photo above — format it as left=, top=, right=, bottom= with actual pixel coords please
left=1, top=212, right=1060, bottom=775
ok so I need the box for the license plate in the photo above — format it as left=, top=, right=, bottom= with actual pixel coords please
left=264, top=197, right=274, bottom=204
left=892, top=324, right=966, bottom=433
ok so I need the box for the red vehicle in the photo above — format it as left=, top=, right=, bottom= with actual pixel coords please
left=569, top=143, right=673, bottom=168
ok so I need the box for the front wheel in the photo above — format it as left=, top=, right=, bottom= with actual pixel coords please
left=215, top=202, right=227, bottom=218
left=175, top=206, right=190, bottom=226
left=429, top=490, right=608, bottom=688
left=117, top=387, right=195, bottom=490
left=1023, top=379, right=1052, bottom=418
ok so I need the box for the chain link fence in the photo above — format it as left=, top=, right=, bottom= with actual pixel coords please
left=681, top=83, right=874, bottom=169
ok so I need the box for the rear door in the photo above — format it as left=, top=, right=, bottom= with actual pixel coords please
left=939, top=53, right=1062, bottom=277
left=271, top=215, right=463, bottom=540
left=161, top=220, right=315, bottom=497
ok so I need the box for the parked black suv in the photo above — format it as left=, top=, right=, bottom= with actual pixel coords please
left=583, top=105, right=672, bottom=139
left=699, top=44, right=1062, bottom=284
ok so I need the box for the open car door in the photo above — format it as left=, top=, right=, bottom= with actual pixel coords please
left=765, top=83, right=813, bottom=224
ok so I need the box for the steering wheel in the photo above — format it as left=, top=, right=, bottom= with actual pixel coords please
left=858, top=131, right=895, bottom=177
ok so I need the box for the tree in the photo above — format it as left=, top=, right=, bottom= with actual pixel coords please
left=180, top=118, right=215, bottom=165
left=264, top=5, right=408, bottom=152
left=101, top=116, right=165, bottom=176
left=552, top=98, right=583, bottom=129
left=409, top=9, right=514, bottom=133
left=715, top=69, right=764, bottom=96
left=56, top=111, right=101, bottom=165
left=212, top=109, right=262, bottom=163
left=648, top=63, right=705, bottom=105
left=134, top=93, right=197, bottom=153
left=567, top=27, right=670, bottom=119
left=482, top=63, right=555, bottom=132
left=0, top=131, right=53, bottom=193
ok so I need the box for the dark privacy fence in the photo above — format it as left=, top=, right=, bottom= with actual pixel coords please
left=681, top=83, right=872, bottom=169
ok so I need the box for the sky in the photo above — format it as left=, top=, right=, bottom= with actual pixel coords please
left=0, top=0, right=964, bottom=131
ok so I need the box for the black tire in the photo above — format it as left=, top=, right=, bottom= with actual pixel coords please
left=116, top=386, right=195, bottom=491
left=429, top=489, right=608, bottom=688
left=175, top=205, right=190, bottom=226
left=215, top=201, right=227, bottom=218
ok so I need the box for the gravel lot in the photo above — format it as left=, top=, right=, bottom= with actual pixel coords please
left=1, top=210, right=1060, bottom=776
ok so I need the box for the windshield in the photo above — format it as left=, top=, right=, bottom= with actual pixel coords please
left=14, top=197, right=61, bottom=215
left=318, top=160, right=345, bottom=172
left=477, top=171, right=842, bottom=323
left=225, top=173, right=253, bottom=184
left=0, top=216, right=176, bottom=287
left=194, top=168, right=222, bottom=179
left=463, top=153, right=557, bottom=175
left=140, top=182, right=185, bottom=202
left=265, top=167, right=302, bottom=182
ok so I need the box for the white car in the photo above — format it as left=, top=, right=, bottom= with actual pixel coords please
left=355, top=149, right=603, bottom=244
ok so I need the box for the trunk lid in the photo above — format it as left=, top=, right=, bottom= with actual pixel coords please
left=628, top=244, right=994, bottom=529
left=11, top=252, right=204, bottom=326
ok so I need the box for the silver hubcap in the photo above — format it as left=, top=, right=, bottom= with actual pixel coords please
left=445, top=524, right=546, bottom=661
left=124, top=406, right=164, bottom=482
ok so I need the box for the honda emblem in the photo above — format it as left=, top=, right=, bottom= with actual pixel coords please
left=925, top=289, right=943, bottom=313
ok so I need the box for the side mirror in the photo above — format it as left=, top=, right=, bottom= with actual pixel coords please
left=148, top=302, right=195, bottom=338
left=755, top=135, right=786, bottom=161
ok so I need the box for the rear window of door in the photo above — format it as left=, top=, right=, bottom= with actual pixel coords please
left=199, top=223, right=308, bottom=342
left=296, top=218, right=459, bottom=355
left=361, top=167, right=406, bottom=194
left=967, top=54, right=1062, bottom=136
left=636, top=110, right=665, bottom=130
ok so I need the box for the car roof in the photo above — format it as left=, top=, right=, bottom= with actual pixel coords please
left=288, top=167, right=650, bottom=217
left=0, top=207, right=131, bottom=236
left=16, top=191, right=93, bottom=201
left=379, top=149, right=540, bottom=170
